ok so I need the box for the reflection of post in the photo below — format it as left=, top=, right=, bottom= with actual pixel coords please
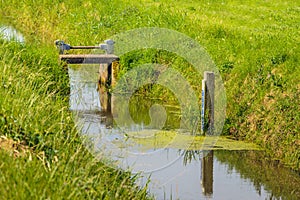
left=98, top=61, right=118, bottom=128
left=201, top=151, right=213, bottom=196
left=99, top=63, right=110, bottom=112
left=102, top=108, right=113, bottom=128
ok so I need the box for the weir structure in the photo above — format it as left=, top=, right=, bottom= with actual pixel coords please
left=56, top=39, right=215, bottom=196
left=55, top=39, right=119, bottom=115
left=55, top=40, right=215, bottom=135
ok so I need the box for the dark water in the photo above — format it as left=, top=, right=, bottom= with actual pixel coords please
left=69, top=65, right=300, bottom=200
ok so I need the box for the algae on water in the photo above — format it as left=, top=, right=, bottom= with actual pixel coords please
left=114, top=130, right=261, bottom=151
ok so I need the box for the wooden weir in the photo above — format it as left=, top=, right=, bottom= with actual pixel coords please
left=56, top=40, right=215, bottom=134
left=56, top=40, right=119, bottom=113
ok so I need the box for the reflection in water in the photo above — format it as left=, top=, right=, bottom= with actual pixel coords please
left=182, top=150, right=214, bottom=197
left=0, top=25, right=25, bottom=43
left=215, top=151, right=300, bottom=199
left=201, top=151, right=213, bottom=196
left=69, top=65, right=300, bottom=200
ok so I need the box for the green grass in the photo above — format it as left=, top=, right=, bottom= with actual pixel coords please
left=0, top=41, right=151, bottom=199
left=0, top=147, right=149, bottom=199
left=0, top=0, right=299, bottom=197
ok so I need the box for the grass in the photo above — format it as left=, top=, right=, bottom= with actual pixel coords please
left=0, top=0, right=299, bottom=197
left=0, top=146, right=149, bottom=199
left=0, top=41, right=151, bottom=199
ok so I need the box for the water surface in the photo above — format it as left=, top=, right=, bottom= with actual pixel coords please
left=68, top=65, right=300, bottom=200
left=0, top=25, right=25, bottom=43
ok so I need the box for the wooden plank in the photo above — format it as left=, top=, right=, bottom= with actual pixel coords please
left=71, top=46, right=102, bottom=49
left=59, top=54, right=119, bottom=64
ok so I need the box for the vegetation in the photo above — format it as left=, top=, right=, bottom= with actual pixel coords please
left=116, top=130, right=261, bottom=151
left=0, top=41, right=150, bottom=199
left=0, top=0, right=299, bottom=198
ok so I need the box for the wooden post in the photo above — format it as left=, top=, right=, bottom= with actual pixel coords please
left=201, top=79, right=206, bottom=135
left=98, top=63, right=109, bottom=112
left=202, top=71, right=215, bottom=135
left=98, top=63, right=111, bottom=113
left=111, top=61, right=119, bottom=86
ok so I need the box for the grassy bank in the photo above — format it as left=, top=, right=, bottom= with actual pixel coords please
left=0, top=0, right=299, bottom=188
left=0, top=41, right=150, bottom=199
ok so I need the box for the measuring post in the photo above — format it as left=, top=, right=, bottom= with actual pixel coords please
left=201, top=79, right=206, bottom=135
left=201, top=71, right=215, bottom=135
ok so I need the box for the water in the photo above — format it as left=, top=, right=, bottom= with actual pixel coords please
left=69, top=65, right=300, bottom=200
left=0, top=25, right=25, bottom=43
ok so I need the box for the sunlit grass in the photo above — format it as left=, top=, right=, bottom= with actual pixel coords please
left=0, top=0, right=299, bottom=196
left=0, top=41, right=151, bottom=199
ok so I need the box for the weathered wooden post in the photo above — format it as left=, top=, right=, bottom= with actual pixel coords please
left=200, top=72, right=215, bottom=195
left=201, top=71, right=215, bottom=135
left=201, top=79, right=206, bottom=135
left=97, top=40, right=118, bottom=114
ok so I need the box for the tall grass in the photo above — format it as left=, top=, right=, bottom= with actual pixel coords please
left=0, top=0, right=299, bottom=180
left=0, top=41, right=151, bottom=199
